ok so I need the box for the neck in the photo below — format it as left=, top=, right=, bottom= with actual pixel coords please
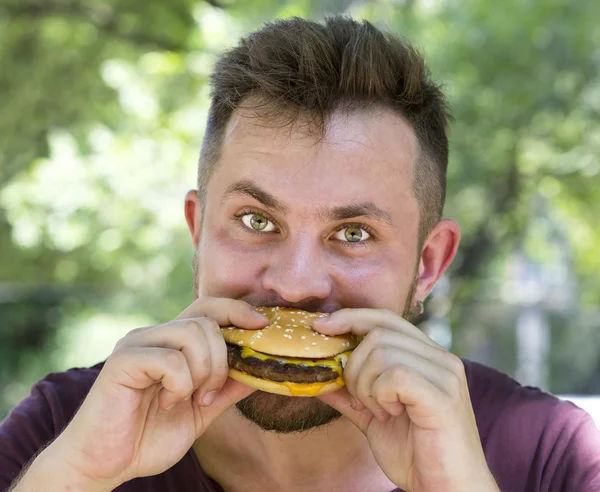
left=194, top=405, right=392, bottom=491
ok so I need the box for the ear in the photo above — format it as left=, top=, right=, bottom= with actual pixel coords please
left=415, top=219, right=460, bottom=300
left=184, top=189, right=203, bottom=249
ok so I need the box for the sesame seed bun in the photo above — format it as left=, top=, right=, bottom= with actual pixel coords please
left=221, top=307, right=357, bottom=358
left=221, top=307, right=358, bottom=396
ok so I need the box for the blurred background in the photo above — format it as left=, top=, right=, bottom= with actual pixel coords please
left=1, top=0, right=599, bottom=423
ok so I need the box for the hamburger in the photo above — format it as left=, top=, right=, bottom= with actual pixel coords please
left=221, top=307, right=358, bottom=397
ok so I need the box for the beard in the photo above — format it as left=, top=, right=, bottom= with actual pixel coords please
left=192, top=249, right=420, bottom=433
left=235, top=391, right=342, bottom=434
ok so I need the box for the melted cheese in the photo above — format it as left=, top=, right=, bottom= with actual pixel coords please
left=279, top=377, right=346, bottom=396
left=240, top=346, right=352, bottom=375
left=239, top=347, right=351, bottom=395
left=282, top=381, right=329, bottom=396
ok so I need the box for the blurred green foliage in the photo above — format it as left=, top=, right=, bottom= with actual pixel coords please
left=1, top=0, right=599, bottom=418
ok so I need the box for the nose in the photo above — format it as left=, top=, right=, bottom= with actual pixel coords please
left=261, top=235, right=333, bottom=304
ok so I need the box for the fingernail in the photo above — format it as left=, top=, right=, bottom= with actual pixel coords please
left=201, top=391, right=217, bottom=406
left=251, top=310, right=269, bottom=319
left=166, top=404, right=175, bottom=411
left=350, top=397, right=357, bottom=410
left=316, top=315, right=331, bottom=323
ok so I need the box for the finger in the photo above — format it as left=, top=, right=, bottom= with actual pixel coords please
left=193, top=377, right=257, bottom=427
left=354, top=337, right=452, bottom=396
left=115, top=318, right=223, bottom=397
left=316, top=388, right=376, bottom=433
left=197, top=319, right=230, bottom=403
left=176, top=296, right=269, bottom=328
left=312, top=308, right=439, bottom=348
left=379, top=400, right=406, bottom=417
left=342, top=329, right=396, bottom=399
left=339, top=341, right=392, bottom=423
left=103, top=346, right=194, bottom=410
left=371, top=365, right=447, bottom=429
left=342, top=326, right=456, bottom=382
left=351, top=346, right=407, bottom=422
left=346, top=333, right=454, bottom=417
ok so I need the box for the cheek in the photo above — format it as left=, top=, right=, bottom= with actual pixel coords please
left=330, top=254, right=414, bottom=309
left=196, top=227, right=266, bottom=296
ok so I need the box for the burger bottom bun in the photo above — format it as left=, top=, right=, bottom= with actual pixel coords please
left=228, top=368, right=345, bottom=397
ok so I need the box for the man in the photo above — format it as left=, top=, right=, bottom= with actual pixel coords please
left=1, top=15, right=599, bottom=492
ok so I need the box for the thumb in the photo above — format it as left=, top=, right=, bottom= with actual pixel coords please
left=317, top=388, right=374, bottom=433
left=195, top=377, right=256, bottom=428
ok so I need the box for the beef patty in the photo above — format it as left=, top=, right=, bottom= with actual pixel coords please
left=226, top=344, right=339, bottom=384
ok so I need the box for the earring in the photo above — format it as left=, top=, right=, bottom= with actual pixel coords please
left=409, top=300, right=424, bottom=318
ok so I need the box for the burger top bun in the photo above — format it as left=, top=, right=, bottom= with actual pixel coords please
left=221, top=306, right=358, bottom=359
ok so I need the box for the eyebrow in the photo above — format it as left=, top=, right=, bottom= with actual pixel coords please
left=222, top=179, right=394, bottom=227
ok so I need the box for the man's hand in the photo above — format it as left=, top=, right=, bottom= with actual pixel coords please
left=43, top=297, right=269, bottom=490
left=313, top=308, right=499, bottom=492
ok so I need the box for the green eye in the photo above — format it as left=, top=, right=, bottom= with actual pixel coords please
left=332, top=225, right=371, bottom=244
left=240, top=212, right=276, bottom=232
left=344, top=227, right=363, bottom=242
left=250, top=214, right=268, bottom=230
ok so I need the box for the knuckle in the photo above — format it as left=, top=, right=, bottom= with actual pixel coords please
left=181, top=318, right=204, bottom=335
left=190, top=296, right=214, bottom=310
left=440, top=355, right=465, bottom=398
left=208, top=366, right=229, bottom=389
left=445, top=371, right=463, bottom=397
left=389, top=365, right=410, bottom=385
left=175, top=383, right=194, bottom=400
left=112, top=338, right=126, bottom=353
left=105, top=347, right=125, bottom=365
left=446, top=353, right=466, bottom=378
left=372, top=382, right=396, bottom=403
left=164, top=349, right=186, bottom=369
left=369, top=346, right=390, bottom=365
left=172, top=374, right=194, bottom=397
left=201, top=316, right=221, bottom=334
left=105, top=346, right=136, bottom=370
left=365, top=327, right=386, bottom=344
left=113, top=327, right=142, bottom=351
left=179, top=318, right=213, bottom=345
left=186, top=316, right=219, bottom=334
left=109, top=343, right=135, bottom=359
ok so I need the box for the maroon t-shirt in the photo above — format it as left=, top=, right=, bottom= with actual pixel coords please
left=1, top=359, right=599, bottom=491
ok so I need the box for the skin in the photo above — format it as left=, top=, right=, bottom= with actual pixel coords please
left=184, top=107, right=498, bottom=491
left=190, top=108, right=424, bottom=435
left=12, top=106, right=497, bottom=492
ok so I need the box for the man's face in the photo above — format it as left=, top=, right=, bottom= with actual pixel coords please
left=191, top=107, right=423, bottom=433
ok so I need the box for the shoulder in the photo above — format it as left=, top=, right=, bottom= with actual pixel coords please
left=462, top=358, right=587, bottom=426
left=0, top=361, right=106, bottom=489
left=462, top=359, right=600, bottom=491
left=461, top=358, right=590, bottom=440
left=32, top=361, right=106, bottom=431
left=3, top=360, right=106, bottom=434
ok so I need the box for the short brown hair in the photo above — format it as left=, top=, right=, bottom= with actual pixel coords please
left=198, top=16, right=451, bottom=244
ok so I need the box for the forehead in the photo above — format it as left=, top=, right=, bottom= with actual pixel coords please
left=209, top=107, right=420, bottom=221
